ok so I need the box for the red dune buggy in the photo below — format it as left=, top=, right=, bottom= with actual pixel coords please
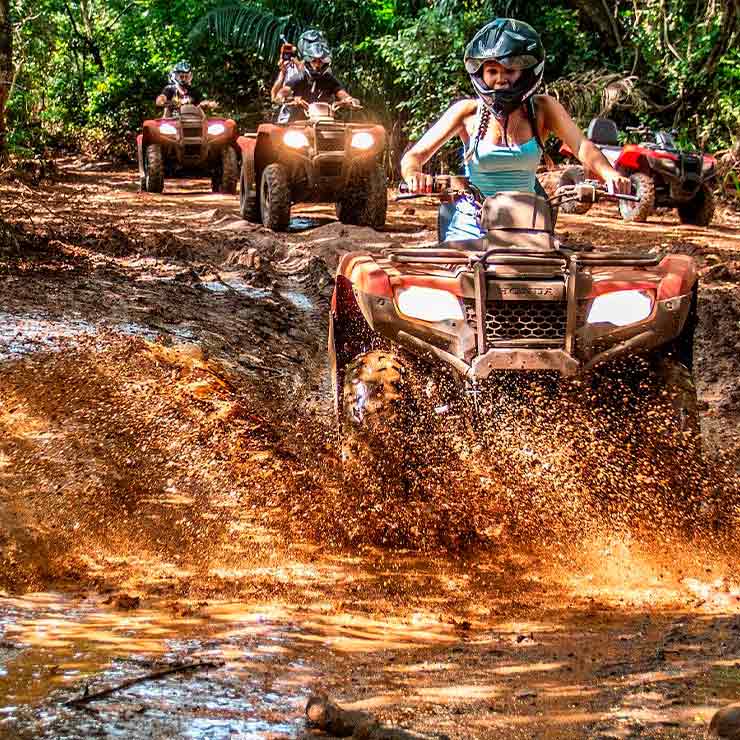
left=236, top=101, right=387, bottom=231
left=559, top=118, right=716, bottom=225
left=330, top=178, right=700, bottom=481
left=137, top=102, right=239, bottom=194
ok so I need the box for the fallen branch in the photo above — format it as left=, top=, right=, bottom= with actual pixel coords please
left=64, top=659, right=224, bottom=708
left=305, top=692, right=440, bottom=739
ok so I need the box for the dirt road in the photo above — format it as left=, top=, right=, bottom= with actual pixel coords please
left=0, top=162, right=739, bottom=738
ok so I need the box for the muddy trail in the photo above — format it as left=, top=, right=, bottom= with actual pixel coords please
left=1, top=160, right=740, bottom=739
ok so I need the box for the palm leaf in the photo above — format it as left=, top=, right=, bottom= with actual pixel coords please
left=189, top=4, right=303, bottom=63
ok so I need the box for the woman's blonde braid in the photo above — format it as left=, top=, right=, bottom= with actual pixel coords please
left=463, top=102, right=492, bottom=164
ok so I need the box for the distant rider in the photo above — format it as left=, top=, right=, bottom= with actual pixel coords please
left=273, top=30, right=358, bottom=122
left=155, top=61, right=217, bottom=116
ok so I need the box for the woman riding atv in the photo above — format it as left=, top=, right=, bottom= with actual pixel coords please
left=273, top=31, right=359, bottom=122
left=400, top=18, right=631, bottom=241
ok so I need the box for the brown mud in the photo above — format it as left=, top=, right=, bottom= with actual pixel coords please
left=0, top=161, right=739, bottom=738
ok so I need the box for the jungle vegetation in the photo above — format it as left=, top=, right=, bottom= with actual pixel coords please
left=5, top=0, right=740, bottom=170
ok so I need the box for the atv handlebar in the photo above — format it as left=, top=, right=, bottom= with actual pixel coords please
left=396, top=177, right=638, bottom=204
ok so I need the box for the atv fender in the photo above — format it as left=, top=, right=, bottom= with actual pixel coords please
left=329, top=269, right=385, bottom=417
left=657, top=254, right=697, bottom=300
left=141, top=120, right=174, bottom=147
left=237, top=135, right=257, bottom=187
left=615, top=144, right=649, bottom=173
left=136, top=134, right=144, bottom=179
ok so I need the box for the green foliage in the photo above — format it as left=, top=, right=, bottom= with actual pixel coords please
left=5, top=0, right=740, bottom=162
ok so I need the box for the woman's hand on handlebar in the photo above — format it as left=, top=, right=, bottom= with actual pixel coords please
left=604, top=172, right=632, bottom=195
left=404, top=172, right=435, bottom=193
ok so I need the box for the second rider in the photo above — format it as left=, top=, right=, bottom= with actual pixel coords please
left=272, top=30, right=359, bottom=122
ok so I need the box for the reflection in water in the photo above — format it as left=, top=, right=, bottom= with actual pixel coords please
left=288, top=217, right=322, bottom=233
left=0, top=593, right=304, bottom=738
left=0, top=312, right=199, bottom=360
left=200, top=279, right=315, bottom=312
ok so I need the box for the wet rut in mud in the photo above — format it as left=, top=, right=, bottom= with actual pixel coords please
left=1, top=163, right=740, bottom=738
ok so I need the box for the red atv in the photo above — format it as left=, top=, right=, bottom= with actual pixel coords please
left=559, top=118, right=717, bottom=225
left=330, top=177, right=700, bottom=485
left=236, top=100, right=387, bottom=231
left=137, top=100, right=239, bottom=194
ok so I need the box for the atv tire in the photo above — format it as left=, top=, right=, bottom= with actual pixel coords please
left=239, top=160, right=260, bottom=222
left=618, top=172, right=654, bottom=222
left=340, top=350, right=423, bottom=494
left=556, top=166, right=593, bottom=215
left=336, top=165, right=387, bottom=228
left=678, top=184, right=715, bottom=227
left=144, top=144, right=164, bottom=193
left=218, top=147, right=239, bottom=195
left=260, top=163, right=291, bottom=231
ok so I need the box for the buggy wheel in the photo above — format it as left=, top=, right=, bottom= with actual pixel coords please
left=336, top=165, right=387, bottom=228
left=260, top=163, right=291, bottom=231
left=678, top=184, right=715, bottom=227
left=239, top=160, right=260, bottom=222
left=556, top=166, right=593, bottom=214
left=618, top=172, right=654, bottom=222
left=144, top=144, right=164, bottom=193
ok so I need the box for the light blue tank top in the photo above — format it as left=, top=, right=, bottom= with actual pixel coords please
left=444, top=136, right=542, bottom=242
left=465, top=137, right=542, bottom=196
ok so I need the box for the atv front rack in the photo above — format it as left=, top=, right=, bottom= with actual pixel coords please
left=385, top=246, right=661, bottom=268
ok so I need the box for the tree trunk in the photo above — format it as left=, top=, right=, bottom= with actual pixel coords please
left=0, top=0, right=11, bottom=163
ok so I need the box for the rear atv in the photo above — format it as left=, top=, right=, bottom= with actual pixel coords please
left=559, top=118, right=717, bottom=225
left=137, top=102, right=239, bottom=194
left=330, top=178, right=703, bottom=501
left=237, top=101, right=387, bottom=231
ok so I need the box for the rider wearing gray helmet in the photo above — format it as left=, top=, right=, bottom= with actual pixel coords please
left=401, top=18, right=630, bottom=241
left=274, top=29, right=358, bottom=119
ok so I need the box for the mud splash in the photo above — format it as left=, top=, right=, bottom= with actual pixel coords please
left=1, top=164, right=740, bottom=737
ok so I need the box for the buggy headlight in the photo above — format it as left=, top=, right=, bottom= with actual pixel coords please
left=395, top=286, right=464, bottom=322
left=586, top=290, right=654, bottom=326
left=351, top=132, right=374, bottom=150
left=283, top=130, right=309, bottom=149
left=159, top=123, right=178, bottom=136
left=207, top=123, right=226, bottom=136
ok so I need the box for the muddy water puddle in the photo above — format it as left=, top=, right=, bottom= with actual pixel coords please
left=0, top=593, right=310, bottom=738
left=200, top=276, right=316, bottom=313
left=0, top=312, right=190, bottom=361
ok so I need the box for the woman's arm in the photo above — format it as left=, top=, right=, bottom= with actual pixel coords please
left=400, top=99, right=475, bottom=192
left=539, top=95, right=631, bottom=194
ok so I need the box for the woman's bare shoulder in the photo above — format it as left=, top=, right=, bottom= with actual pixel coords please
left=446, top=98, right=478, bottom=119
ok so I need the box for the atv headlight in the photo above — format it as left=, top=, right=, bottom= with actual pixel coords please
left=351, top=132, right=374, bottom=150
left=395, top=286, right=464, bottom=322
left=283, top=130, right=309, bottom=149
left=207, top=123, right=226, bottom=136
left=159, top=123, right=178, bottom=136
left=586, top=290, right=654, bottom=327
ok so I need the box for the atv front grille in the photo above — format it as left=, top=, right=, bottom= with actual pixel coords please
left=320, top=161, right=343, bottom=178
left=466, top=300, right=568, bottom=343
left=315, top=129, right=345, bottom=153
left=182, top=126, right=202, bottom=139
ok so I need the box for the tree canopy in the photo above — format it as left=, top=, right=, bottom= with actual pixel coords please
left=6, top=0, right=740, bottom=164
